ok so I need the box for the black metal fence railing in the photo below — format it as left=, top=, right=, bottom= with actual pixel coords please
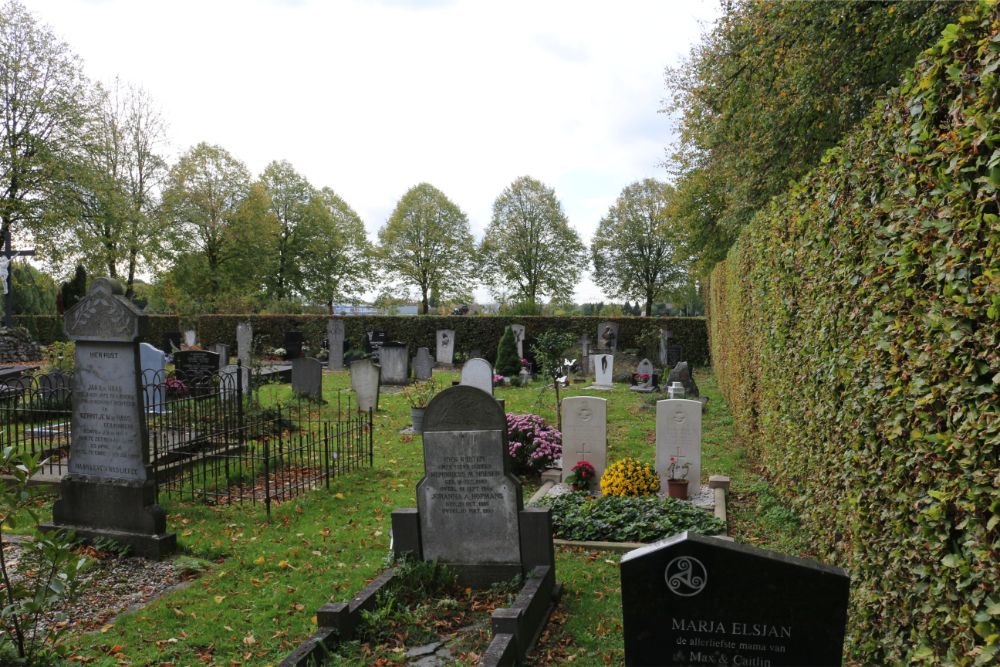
left=0, top=365, right=373, bottom=517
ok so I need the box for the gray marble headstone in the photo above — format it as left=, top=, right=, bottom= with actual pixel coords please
left=460, top=358, right=493, bottom=396
left=327, top=318, right=345, bottom=370
left=655, top=398, right=702, bottom=495
left=350, top=358, right=380, bottom=412
left=44, top=277, right=176, bottom=557
left=436, top=329, right=455, bottom=365
left=417, top=385, right=523, bottom=582
left=597, top=321, right=619, bottom=353
left=139, top=342, right=167, bottom=413
left=183, top=329, right=196, bottom=348
left=592, top=353, right=614, bottom=388
left=630, top=358, right=655, bottom=393
left=560, top=396, right=607, bottom=492
left=292, top=357, right=323, bottom=400
left=413, top=347, right=434, bottom=381
left=579, top=335, right=591, bottom=374
left=379, top=343, right=410, bottom=385
left=510, top=324, right=526, bottom=359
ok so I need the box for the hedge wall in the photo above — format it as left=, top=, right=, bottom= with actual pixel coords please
left=708, top=6, right=998, bottom=665
left=15, top=314, right=709, bottom=366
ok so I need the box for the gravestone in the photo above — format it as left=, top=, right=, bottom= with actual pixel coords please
left=42, top=278, right=176, bottom=557
left=630, top=358, right=655, bottom=393
left=560, top=396, right=607, bottom=492
left=283, top=330, right=304, bottom=360
left=591, top=353, right=614, bottom=389
left=460, top=358, right=493, bottom=396
left=658, top=328, right=672, bottom=367
left=366, top=330, right=388, bottom=358
left=510, top=324, right=526, bottom=359
left=37, top=369, right=72, bottom=404
left=236, top=322, right=252, bottom=392
left=292, top=357, right=323, bottom=400
left=666, top=361, right=699, bottom=398
left=162, top=331, right=182, bottom=353
left=173, top=349, right=220, bottom=398
left=413, top=347, right=434, bottom=381
left=210, top=343, right=228, bottom=368
left=597, top=321, right=619, bottom=353
left=579, top=335, right=591, bottom=374
left=665, top=344, right=685, bottom=369
left=655, top=399, right=702, bottom=495
left=350, top=358, right=380, bottom=412
left=620, top=532, right=849, bottom=666
left=183, top=329, right=196, bottom=348
left=139, top=342, right=167, bottom=413
left=379, top=343, right=409, bottom=385
left=219, top=364, right=245, bottom=400
left=326, top=318, right=345, bottom=370
left=436, top=329, right=455, bottom=365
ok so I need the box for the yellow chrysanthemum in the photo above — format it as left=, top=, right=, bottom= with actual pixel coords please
left=600, top=457, right=659, bottom=497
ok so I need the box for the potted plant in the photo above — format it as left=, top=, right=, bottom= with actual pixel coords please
left=403, top=380, right=438, bottom=433
left=565, top=460, right=596, bottom=493
left=666, top=456, right=690, bottom=499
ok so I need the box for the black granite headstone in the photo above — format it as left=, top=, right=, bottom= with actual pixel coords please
left=666, top=344, right=685, bottom=369
left=283, top=330, right=304, bottom=360
left=366, top=330, right=387, bottom=357
left=621, top=532, right=849, bottom=667
left=173, top=350, right=220, bottom=397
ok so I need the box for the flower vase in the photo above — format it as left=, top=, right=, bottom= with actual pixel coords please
left=410, top=407, right=426, bottom=434
left=667, top=479, right=689, bottom=500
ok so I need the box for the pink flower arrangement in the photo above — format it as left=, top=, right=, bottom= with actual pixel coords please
left=566, top=460, right=596, bottom=491
left=505, top=413, right=562, bottom=475
left=493, top=373, right=505, bottom=384
left=520, top=357, right=530, bottom=367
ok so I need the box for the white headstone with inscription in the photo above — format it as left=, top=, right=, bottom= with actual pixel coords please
left=655, top=398, right=702, bottom=495
left=560, top=396, right=607, bottom=491
left=592, top=353, right=614, bottom=389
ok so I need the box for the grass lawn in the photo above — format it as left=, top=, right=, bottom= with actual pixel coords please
left=52, top=367, right=805, bottom=666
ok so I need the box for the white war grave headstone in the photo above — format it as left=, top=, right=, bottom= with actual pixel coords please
left=560, top=396, right=607, bottom=492
left=655, top=398, right=702, bottom=495
left=42, top=278, right=176, bottom=557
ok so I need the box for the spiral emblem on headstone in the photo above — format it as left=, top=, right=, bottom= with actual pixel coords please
left=665, top=556, right=707, bottom=596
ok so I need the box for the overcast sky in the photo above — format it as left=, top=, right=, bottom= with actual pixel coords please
left=23, top=0, right=720, bottom=304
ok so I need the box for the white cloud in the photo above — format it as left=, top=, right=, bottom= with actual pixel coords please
left=22, top=0, right=719, bottom=302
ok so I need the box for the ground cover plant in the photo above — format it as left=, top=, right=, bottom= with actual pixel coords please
left=535, top=493, right=725, bottom=543
left=38, top=365, right=802, bottom=666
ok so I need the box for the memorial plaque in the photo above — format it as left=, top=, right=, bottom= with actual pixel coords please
left=436, top=329, right=455, bottom=365
left=417, top=386, right=522, bottom=576
left=327, top=318, right=345, bottom=370
left=621, top=532, right=849, bottom=667
left=666, top=344, right=685, bottom=369
left=367, top=330, right=388, bottom=357
left=174, top=350, right=220, bottom=398
left=597, top=321, right=619, bottom=353
left=460, top=358, right=493, bottom=396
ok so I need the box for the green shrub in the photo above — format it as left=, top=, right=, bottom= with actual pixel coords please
left=707, top=6, right=999, bottom=664
left=537, top=493, right=725, bottom=542
left=495, top=326, right=520, bottom=375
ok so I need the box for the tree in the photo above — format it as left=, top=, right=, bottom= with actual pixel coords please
left=531, top=329, right=576, bottom=431
left=10, top=263, right=55, bottom=315
left=481, top=176, right=585, bottom=307
left=0, top=0, right=88, bottom=245
left=495, top=326, right=520, bottom=376
left=377, top=183, right=475, bottom=314
left=161, top=143, right=252, bottom=295
left=303, top=187, right=375, bottom=309
left=40, top=78, right=168, bottom=296
left=663, top=0, right=964, bottom=266
left=591, top=179, right=685, bottom=317
left=57, top=265, right=86, bottom=313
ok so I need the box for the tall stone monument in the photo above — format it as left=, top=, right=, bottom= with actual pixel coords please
left=43, top=278, right=176, bottom=557
left=436, top=329, right=455, bottom=366
left=510, top=324, right=526, bottom=358
left=597, top=321, right=619, bottom=353
left=326, top=318, right=345, bottom=370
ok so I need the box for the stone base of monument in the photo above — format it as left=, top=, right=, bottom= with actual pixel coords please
left=41, top=476, right=177, bottom=558
left=586, top=384, right=613, bottom=391
left=628, top=385, right=655, bottom=393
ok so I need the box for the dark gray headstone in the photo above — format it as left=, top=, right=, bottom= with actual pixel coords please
left=367, top=330, right=388, bottom=356
left=413, top=347, right=434, bottom=381
left=283, top=330, right=304, bottom=359
left=291, top=357, right=323, bottom=400
left=621, top=532, right=849, bottom=666
left=174, top=350, right=221, bottom=397
left=666, top=361, right=699, bottom=398
left=417, top=386, right=523, bottom=584
left=327, top=318, right=345, bottom=370
left=597, top=321, right=619, bottom=353
left=666, top=344, right=685, bottom=369
left=379, top=343, right=409, bottom=385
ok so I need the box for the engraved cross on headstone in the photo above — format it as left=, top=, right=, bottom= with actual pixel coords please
left=2, top=227, right=35, bottom=327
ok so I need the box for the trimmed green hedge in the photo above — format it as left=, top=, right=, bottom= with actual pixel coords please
left=16, top=314, right=709, bottom=366
left=708, top=6, right=998, bottom=665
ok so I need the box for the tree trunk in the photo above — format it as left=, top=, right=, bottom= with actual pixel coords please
left=645, top=291, right=654, bottom=317
left=420, top=286, right=429, bottom=314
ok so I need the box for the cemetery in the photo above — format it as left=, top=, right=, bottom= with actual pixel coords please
left=0, top=1, right=995, bottom=665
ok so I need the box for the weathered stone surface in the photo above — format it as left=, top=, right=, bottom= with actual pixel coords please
left=592, top=354, right=614, bottom=388
left=350, top=358, right=380, bottom=412
left=560, top=396, right=607, bottom=491
left=460, top=358, right=493, bottom=396
left=379, top=343, right=410, bottom=385
left=236, top=322, right=252, bottom=367
left=210, top=343, right=228, bottom=367
left=417, top=386, right=522, bottom=580
left=666, top=361, right=699, bottom=397
left=510, top=324, right=526, bottom=359
left=435, top=329, right=455, bottom=365
left=655, top=399, right=702, bottom=495
left=327, top=318, right=345, bottom=370
left=579, top=335, right=591, bottom=375
left=597, top=322, right=619, bottom=353
left=292, top=357, right=323, bottom=400
left=658, top=328, right=672, bottom=366
left=64, top=278, right=143, bottom=343
left=0, top=326, right=42, bottom=362
left=630, top=359, right=655, bottom=392
left=413, top=347, right=434, bottom=380
left=621, top=532, right=849, bottom=666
